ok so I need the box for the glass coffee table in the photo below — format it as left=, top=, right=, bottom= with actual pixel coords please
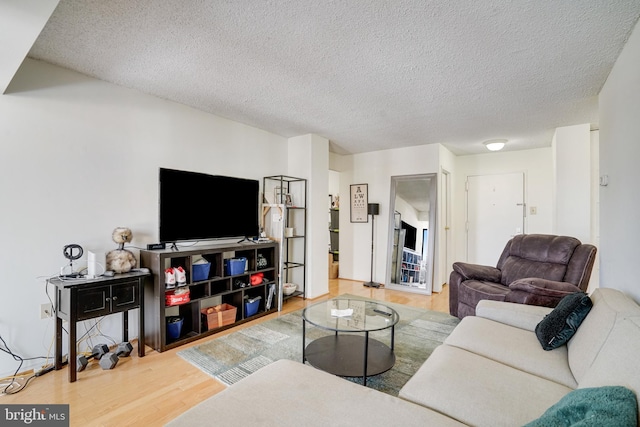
left=302, top=299, right=399, bottom=386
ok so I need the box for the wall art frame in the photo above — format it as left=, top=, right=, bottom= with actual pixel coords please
left=350, top=183, right=368, bottom=223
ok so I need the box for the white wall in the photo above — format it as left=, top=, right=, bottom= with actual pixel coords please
left=0, top=59, right=289, bottom=376
left=288, top=134, right=329, bottom=298
left=436, top=145, right=457, bottom=292
left=452, top=148, right=555, bottom=263
left=0, top=0, right=59, bottom=93
left=328, top=170, right=340, bottom=201
left=552, top=124, right=592, bottom=243
left=598, top=19, right=640, bottom=302
left=588, top=130, right=600, bottom=292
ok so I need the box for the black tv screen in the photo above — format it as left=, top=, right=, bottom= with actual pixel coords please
left=401, top=220, right=417, bottom=251
left=159, top=168, right=260, bottom=243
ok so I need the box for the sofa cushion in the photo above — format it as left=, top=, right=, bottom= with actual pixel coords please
left=459, top=280, right=509, bottom=307
left=577, top=316, right=640, bottom=422
left=509, top=277, right=582, bottom=298
left=476, top=299, right=553, bottom=331
left=399, top=345, right=573, bottom=427
left=535, top=292, right=592, bottom=350
left=445, top=316, right=577, bottom=388
left=457, top=280, right=511, bottom=318
left=166, top=359, right=466, bottom=427
left=498, top=234, right=580, bottom=286
left=523, top=386, right=638, bottom=427
left=568, top=288, right=640, bottom=383
left=504, top=234, right=580, bottom=265
left=500, top=257, right=568, bottom=287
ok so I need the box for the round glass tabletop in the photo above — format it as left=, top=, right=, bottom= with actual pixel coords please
left=302, top=299, right=399, bottom=333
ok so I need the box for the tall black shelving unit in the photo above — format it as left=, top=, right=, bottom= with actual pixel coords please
left=263, top=175, right=307, bottom=305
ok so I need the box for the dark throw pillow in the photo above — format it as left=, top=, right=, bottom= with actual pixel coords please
left=523, top=386, right=638, bottom=427
left=535, top=292, right=592, bottom=351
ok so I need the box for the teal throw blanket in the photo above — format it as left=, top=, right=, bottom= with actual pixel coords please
left=523, top=386, right=638, bottom=427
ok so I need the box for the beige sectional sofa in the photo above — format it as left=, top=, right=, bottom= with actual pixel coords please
left=167, top=288, right=640, bottom=426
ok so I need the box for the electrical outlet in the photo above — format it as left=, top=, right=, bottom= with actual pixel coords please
left=40, top=303, right=53, bottom=319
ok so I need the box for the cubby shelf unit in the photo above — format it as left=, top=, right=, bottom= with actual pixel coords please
left=141, top=241, right=278, bottom=352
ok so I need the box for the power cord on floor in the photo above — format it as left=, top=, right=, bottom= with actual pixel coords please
left=0, top=335, right=53, bottom=395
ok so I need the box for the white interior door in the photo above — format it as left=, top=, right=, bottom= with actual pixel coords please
left=466, top=172, right=525, bottom=265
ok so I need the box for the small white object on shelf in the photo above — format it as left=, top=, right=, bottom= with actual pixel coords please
left=283, top=283, right=297, bottom=295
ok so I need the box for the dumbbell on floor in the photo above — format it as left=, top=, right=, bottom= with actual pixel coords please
left=99, top=342, right=134, bottom=370
left=77, top=344, right=109, bottom=372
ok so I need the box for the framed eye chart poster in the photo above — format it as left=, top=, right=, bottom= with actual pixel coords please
left=350, top=184, right=368, bottom=223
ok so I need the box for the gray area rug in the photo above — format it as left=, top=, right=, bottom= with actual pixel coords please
left=177, top=294, right=460, bottom=396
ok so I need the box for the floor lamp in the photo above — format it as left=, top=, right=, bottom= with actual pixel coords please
left=363, top=203, right=380, bottom=288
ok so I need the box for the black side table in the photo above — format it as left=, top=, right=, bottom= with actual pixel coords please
left=49, top=271, right=149, bottom=382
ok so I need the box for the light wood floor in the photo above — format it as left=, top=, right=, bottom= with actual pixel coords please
left=1, top=279, right=449, bottom=426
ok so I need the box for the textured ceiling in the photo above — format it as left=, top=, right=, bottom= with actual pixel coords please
left=27, top=0, right=640, bottom=155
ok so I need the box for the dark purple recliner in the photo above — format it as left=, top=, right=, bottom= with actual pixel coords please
left=449, top=234, right=597, bottom=319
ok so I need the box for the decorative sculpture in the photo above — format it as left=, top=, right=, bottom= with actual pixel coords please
left=106, top=227, right=137, bottom=273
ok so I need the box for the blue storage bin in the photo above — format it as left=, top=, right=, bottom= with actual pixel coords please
left=225, top=257, right=247, bottom=276
left=245, top=298, right=260, bottom=317
left=192, top=262, right=211, bottom=281
left=167, top=317, right=183, bottom=339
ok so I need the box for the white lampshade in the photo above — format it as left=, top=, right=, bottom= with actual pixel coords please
left=483, top=139, right=507, bottom=151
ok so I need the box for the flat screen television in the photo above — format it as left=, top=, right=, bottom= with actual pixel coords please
left=401, top=220, right=417, bottom=251
left=159, top=168, right=260, bottom=243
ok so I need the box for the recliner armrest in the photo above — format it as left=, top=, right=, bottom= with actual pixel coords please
left=452, top=262, right=501, bottom=282
left=509, top=278, right=582, bottom=297
left=476, top=300, right=553, bottom=331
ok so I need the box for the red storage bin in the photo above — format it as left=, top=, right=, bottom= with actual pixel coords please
left=165, top=289, right=190, bottom=306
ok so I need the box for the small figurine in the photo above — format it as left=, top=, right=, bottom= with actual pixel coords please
left=106, top=227, right=137, bottom=273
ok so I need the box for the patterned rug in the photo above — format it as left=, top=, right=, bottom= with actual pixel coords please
left=177, top=294, right=460, bottom=396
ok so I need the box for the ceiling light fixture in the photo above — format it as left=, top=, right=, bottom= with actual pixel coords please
left=483, top=139, right=507, bottom=151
